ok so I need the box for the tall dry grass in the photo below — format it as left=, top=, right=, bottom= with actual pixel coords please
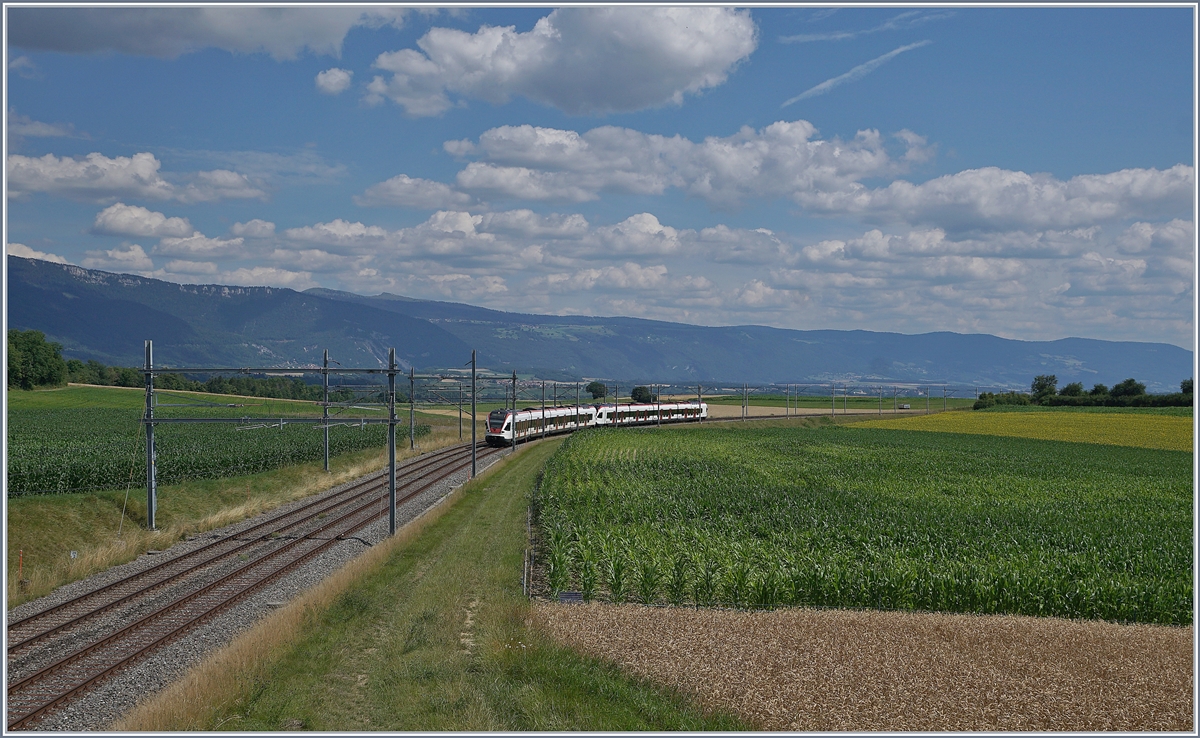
left=111, top=446, right=512, bottom=731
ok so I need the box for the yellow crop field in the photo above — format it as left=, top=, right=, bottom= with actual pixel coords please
left=857, top=411, right=1193, bottom=452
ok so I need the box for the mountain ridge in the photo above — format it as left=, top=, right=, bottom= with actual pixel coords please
left=7, top=256, right=1192, bottom=391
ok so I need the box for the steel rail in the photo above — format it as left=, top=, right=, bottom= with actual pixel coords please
left=7, top=442, right=479, bottom=649
left=7, top=446, right=499, bottom=730
left=7, top=443, right=485, bottom=655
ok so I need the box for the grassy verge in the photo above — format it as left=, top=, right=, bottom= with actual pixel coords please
left=116, top=438, right=744, bottom=731
left=5, top=420, right=474, bottom=609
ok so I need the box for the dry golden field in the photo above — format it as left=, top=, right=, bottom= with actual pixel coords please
left=536, top=602, right=1193, bottom=731
left=857, top=409, right=1193, bottom=451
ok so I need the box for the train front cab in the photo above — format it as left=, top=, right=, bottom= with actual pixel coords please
left=485, top=409, right=512, bottom=446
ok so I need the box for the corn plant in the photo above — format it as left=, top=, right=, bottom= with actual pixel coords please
left=548, top=523, right=577, bottom=597
left=665, top=552, right=691, bottom=605
left=576, top=545, right=598, bottom=602
left=599, top=534, right=629, bottom=603
left=723, top=557, right=751, bottom=609
left=751, top=563, right=781, bottom=609
left=633, top=549, right=663, bottom=605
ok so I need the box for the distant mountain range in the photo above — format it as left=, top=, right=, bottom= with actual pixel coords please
left=8, top=256, right=1193, bottom=392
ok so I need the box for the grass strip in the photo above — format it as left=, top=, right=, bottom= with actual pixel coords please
left=115, top=438, right=743, bottom=731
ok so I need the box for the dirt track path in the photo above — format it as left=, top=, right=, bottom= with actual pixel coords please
left=535, top=602, right=1193, bottom=731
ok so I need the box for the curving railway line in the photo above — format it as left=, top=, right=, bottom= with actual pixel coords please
left=6, top=441, right=501, bottom=731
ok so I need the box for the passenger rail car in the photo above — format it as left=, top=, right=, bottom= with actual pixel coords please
left=485, top=401, right=707, bottom=446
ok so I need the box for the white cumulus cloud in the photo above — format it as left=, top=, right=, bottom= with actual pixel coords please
left=284, top=219, right=389, bottom=250
left=801, top=164, right=1196, bottom=233
left=477, top=210, right=590, bottom=238
left=445, top=120, right=919, bottom=207
left=355, top=174, right=473, bottom=209
left=315, top=67, right=353, bottom=94
left=8, top=152, right=175, bottom=201
left=7, top=242, right=69, bottom=263
left=82, top=243, right=154, bottom=271
left=7, top=151, right=267, bottom=203
left=177, top=169, right=266, bottom=203
left=365, top=7, right=756, bottom=116
left=231, top=219, right=276, bottom=238
left=91, top=202, right=193, bottom=237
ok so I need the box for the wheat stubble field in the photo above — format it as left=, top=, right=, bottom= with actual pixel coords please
left=532, top=409, right=1194, bottom=730
left=536, top=603, right=1192, bottom=731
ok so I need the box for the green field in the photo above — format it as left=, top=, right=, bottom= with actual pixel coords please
left=534, top=419, right=1193, bottom=625
left=702, top=392, right=976, bottom=410
left=6, top=386, right=431, bottom=496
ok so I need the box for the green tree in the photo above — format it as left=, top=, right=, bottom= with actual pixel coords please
left=585, top=381, right=607, bottom=400
left=1110, top=378, right=1146, bottom=398
left=7, top=329, right=68, bottom=389
left=1031, top=374, right=1057, bottom=403
left=1058, top=382, right=1084, bottom=397
left=630, top=385, right=655, bottom=403
left=1182, top=378, right=1193, bottom=394
left=1089, top=383, right=1109, bottom=396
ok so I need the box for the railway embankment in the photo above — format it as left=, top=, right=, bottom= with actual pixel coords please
left=7, top=442, right=506, bottom=730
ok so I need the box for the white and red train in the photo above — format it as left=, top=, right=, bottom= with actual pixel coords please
left=485, top=400, right=708, bottom=446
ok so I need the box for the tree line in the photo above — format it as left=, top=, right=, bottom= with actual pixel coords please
left=6, top=330, right=408, bottom=403
left=974, top=374, right=1193, bottom=409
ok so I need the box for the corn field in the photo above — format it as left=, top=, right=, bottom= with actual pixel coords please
left=533, top=424, right=1192, bottom=625
left=7, top=407, right=429, bottom=496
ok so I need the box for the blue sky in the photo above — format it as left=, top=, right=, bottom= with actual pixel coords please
left=5, top=5, right=1196, bottom=348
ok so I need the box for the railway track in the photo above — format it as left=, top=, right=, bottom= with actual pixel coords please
left=6, top=441, right=499, bottom=731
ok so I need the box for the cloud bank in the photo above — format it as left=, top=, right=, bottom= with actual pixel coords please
left=7, top=152, right=266, bottom=203
left=365, top=7, right=757, bottom=115
left=7, top=7, right=409, bottom=60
